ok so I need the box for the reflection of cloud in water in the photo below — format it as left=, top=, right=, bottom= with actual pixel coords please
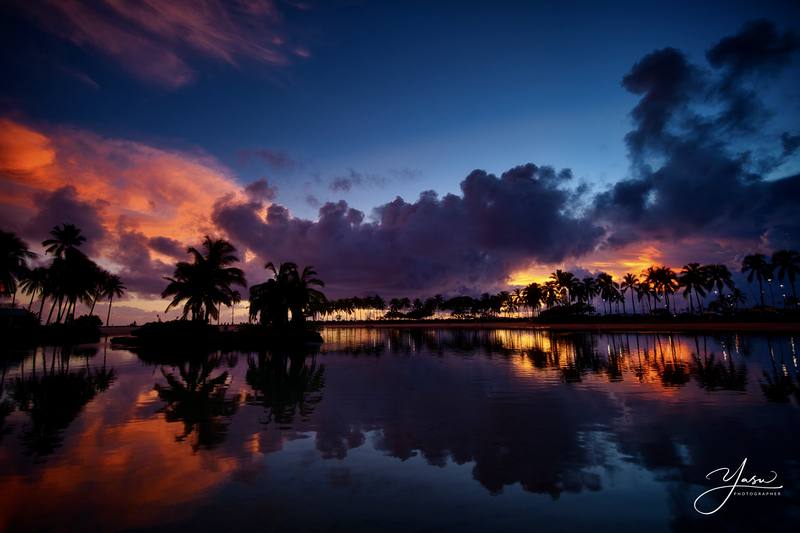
left=0, top=330, right=797, bottom=531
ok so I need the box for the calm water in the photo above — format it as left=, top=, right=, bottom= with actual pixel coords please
left=0, top=328, right=798, bottom=532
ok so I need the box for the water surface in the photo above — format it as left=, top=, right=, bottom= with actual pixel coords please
left=1, top=328, right=798, bottom=532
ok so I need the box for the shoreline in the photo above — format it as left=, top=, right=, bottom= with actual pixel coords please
left=313, top=320, right=800, bottom=333
left=98, top=320, right=800, bottom=337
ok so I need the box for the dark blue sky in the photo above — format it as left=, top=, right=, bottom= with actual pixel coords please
left=3, top=0, right=798, bottom=218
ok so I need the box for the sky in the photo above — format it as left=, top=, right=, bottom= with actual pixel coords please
left=1, top=0, right=799, bottom=323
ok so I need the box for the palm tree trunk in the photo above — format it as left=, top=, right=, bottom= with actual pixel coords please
left=89, top=294, right=98, bottom=316
left=758, top=278, right=764, bottom=307
left=56, top=296, right=66, bottom=323
left=630, top=293, right=636, bottom=314
left=106, top=293, right=114, bottom=326
left=46, top=297, right=58, bottom=324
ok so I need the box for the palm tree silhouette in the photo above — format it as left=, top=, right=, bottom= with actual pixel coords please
left=249, top=262, right=325, bottom=327
left=595, top=272, right=619, bottom=314
left=1, top=230, right=35, bottom=303
left=550, top=269, right=577, bottom=306
left=42, top=223, right=85, bottom=258
left=103, top=274, right=126, bottom=326
left=162, top=236, right=246, bottom=322
left=523, top=283, right=543, bottom=316
left=645, top=266, right=679, bottom=313
left=620, top=273, right=639, bottom=314
left=19, top=266, right=47, bottom=311
left=771, top=249, right=799, bottom=305
left=703, top=264, right=735, bottom=305
left=741, top=254, right=772, bottom=307
left=678, top=263, right=709, bottom=314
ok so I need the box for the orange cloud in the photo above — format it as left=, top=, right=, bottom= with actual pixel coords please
left=506, top=237, right=748, bottom=286
left=0, top=118, right=244, bottom=247
left=0, top=388, right=244, bottom=530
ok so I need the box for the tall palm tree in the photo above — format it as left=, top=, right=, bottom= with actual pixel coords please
left=550, top=269, right=577, bottom=306
left=703, top=264, right=735, bottom=304
left=103, top=274, right=126, bottom=326
left=620, top=273, right=639, bottom=315
left=596, top=272, right=619, bottom=314
left=581, top=277, right=598, bottom=308
left=741, top=253, right=772, bottom=307
left=162, top=236, right=246, bottom=322
left=523, top=282, right=543, bottom=316
left=1, top=230, right=35, bottom=302
left=678, top=263, right=709, bottom=314
left=772, top=249, right=799, bottom=305
left=42, top=224, right=85, bottom=258
left=645, top=266, right=678, bottom=313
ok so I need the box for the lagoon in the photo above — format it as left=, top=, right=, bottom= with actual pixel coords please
left=0, top=328, right=798, bottom=532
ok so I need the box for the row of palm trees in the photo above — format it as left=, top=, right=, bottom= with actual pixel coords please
left=1, top=226, right=126, bottom=325
left=5, top=223, right=799, bottom=325
left=322, top=251, right=800, bottom=320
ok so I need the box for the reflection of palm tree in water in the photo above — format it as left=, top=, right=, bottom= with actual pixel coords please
left=154, top=353, right=238, bottom=451
left=760, top=336, right=798, bottom=403
left=689, top=334, right=747, bottom=391
left=9, top=346, right=116, bottom=458
left=246, top=351, right=325, bottom=426
left=0, top=364, right=14, bottom=443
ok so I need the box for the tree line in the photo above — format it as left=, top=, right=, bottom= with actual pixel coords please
left=3, top=224, right=798, bottom=325
left=318, top=253, right=799, bottom=320
left=1, top=225, right=126, bottom=326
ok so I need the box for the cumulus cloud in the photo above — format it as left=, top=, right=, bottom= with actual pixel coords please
left=592, top=19, right=800, bottom=251
left=244, top=178, right=277, bottom=201
left=12, top=0, right=306, bottom=88
left=214, top=164, right=603, bottom=296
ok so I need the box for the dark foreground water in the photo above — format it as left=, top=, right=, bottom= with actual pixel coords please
left=0, top=328, right=798, bottom=532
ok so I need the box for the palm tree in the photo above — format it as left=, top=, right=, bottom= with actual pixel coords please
left=103, top=274, right=126, bottom=326
left=162, top=236, right=246, bottom=322
left=523, top=282, right=543, bottom=316
left=596, top=273, right=619, bottom=314
left=19, top=266, right=47, bottom=311
left=1, top=230, right=35, bottom=303
left=645, top=266, right=678, bottom=313
left=249, top=262, right=326, bottom=327
left=550, top=269, right=577, bottom=306
left=678, top=263, right=709, bottom=314
left=772, top=250, right=799, bottom=305
left=703, top=264, right=735, bottom=304
left=42, top=224, right=85, bottom=258
left=620, top=273, right=639, bottom=315
left=741, top=254, right=772, bottom=307
left=581, top=277, right=598, bottom=308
